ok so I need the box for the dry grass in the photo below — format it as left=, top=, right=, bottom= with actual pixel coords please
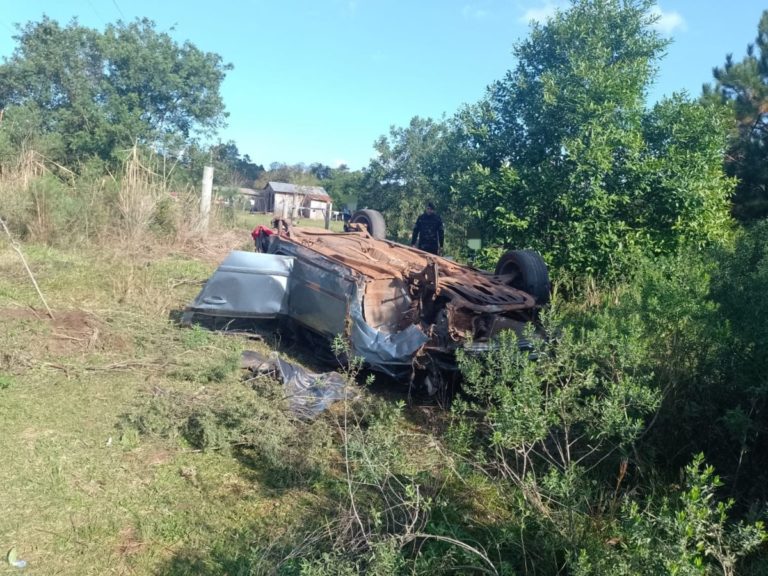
left=116, top=145, right=164, bottom=240
left=0, top=145, right=217, bottom=249
left=0, top=149, right=55, bottom=244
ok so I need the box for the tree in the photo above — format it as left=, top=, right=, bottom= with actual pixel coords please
left=359, top=116, right=476, bottom=245
left=322, top=164, right=363, bottom=209
left=359, top=117, right=443, bottom=241
left=309, top=162, right=333, bottom=181
left=705, top=10, right=768, bottom=220
left=359, top=1, right=733, bottom=273
left=0, top=16, right=232, bottom=166
left=455, top=0, right=733, bottom=278
left=210, top=140, right=264, bottom=186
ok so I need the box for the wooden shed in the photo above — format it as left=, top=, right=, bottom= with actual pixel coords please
left=263, top=182, right=332, bottom=220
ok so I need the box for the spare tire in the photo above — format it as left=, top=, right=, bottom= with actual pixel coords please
left=495, top=250, right=550, bottom=305
left=350, top=209, right=387, bottom=240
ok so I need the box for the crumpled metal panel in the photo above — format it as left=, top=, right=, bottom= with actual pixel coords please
left=277, top=228, right=534, bottom=311
left=268, top=235, right=428, bottom=373
left=288, top=255, right=355, bottom=337
left=187, top=243, right=428, bottom=376
left=349, top=302, right=428, bottom=377
left=185, top=251, right=293, bottom=317
left=269, top=235, right=357, bottom=337
left=363, top=278, right=412, bottom=333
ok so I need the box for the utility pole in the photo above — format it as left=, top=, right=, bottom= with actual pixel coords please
left=201, top=165, right=213, bottom=236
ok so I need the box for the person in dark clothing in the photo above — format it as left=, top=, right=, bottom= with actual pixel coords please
left=411, top=201, right=444, bottom=255
left=251, top=225, right=274, bottom=253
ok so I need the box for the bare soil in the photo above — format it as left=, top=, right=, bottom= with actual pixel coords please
left=0, top=307, right=130, bottom=355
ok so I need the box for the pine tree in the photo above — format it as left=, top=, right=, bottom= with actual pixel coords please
left=707, top=10, right=768, bottom=220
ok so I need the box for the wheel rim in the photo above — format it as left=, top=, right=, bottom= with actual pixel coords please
left=499, top=261, right=521, bottom=281
left=353, top=216, right=372, bottom=233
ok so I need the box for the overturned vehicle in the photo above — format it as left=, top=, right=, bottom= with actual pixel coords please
left=184, top=212, right=550, bottom=395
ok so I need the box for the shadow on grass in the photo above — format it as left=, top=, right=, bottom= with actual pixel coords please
left=155, top=524, right=301, bottom=576
left=173, top=312, right=337, bottom=369
left=153, top=463, right=524, bottom=576
left=231, top=443, right=326, bottom=493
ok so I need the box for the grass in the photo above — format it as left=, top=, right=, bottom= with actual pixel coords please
left=0, top=228, right=331, bottom=576
left=0, top=156, right=591, bottom=575
left=0, top=217, right=502, bottom=576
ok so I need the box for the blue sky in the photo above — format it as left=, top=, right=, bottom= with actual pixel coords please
left=0, top=1, right=765, bottom=169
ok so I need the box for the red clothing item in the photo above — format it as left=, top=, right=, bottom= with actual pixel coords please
left=251, top=225, right=274, bottom=241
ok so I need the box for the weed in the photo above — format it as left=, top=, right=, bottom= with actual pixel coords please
left=181, top=324, right=213, bottom=350
left=118, top=391, right=188, bottom=440
left=169, top=343, right=241, bottom=383
left=0, top=374, right=12, bottom=390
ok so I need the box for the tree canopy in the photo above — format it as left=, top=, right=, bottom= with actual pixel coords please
left=361, top=0, right=735, bottom=279
left=0, top=16, right=232, bottom=166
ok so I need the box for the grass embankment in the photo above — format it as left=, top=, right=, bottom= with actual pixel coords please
left=0, top=224, right=456, bottom=576
left=0, top=232, right=325, bottom=575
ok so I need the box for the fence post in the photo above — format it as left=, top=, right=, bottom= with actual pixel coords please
left=325, top=201, right=332, bottom=229
left=200, top=166, right=213, bottom=235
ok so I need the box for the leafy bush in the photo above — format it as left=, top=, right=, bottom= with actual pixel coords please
left=576, top=455, right=766, bottom=576
left=450, top=307, right=660, bottom=570
left=585, top=231, right=768, bottom=505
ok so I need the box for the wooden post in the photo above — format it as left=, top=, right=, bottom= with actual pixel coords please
left=201, top=166, right=213, bottom=235
left=324, top=201, right=332, bottom=230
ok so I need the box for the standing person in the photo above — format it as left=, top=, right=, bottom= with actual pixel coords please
left=410, top=201, right=444, bottom=255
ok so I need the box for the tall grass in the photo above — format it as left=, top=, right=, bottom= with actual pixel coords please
left=0, top=147, right=209, bottom=248
left=0, top=148, right=54, bottom=242
left=117, top=145, right=164, bottom=240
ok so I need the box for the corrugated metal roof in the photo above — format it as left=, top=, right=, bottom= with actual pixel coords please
left=267, top=181, right=329, bottom=197
left=305, top=193, right=333, bottom=202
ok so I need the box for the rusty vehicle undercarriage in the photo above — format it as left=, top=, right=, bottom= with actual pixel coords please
left=185, top=215, right=549, bottom=395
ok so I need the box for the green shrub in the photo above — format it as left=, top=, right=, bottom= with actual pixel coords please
left=575, top=455, right=766, bottom=576
left=150, top=196, right=180, bottom=237
left=589, top=233, right=768, bottom=504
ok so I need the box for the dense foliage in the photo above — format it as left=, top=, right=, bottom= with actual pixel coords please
left=325, top=2, right=768, bottom=572
left=0, top=17, right=231, bottom=167
left=360, top=0, right=734, bottom=280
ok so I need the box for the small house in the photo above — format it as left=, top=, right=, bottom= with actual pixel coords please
left=263, top=182, right=332, bottom=220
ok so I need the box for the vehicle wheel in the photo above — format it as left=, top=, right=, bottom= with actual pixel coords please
left=350, top=209, right=386, bottom=239
left=495, top=250, right=550, bottom=304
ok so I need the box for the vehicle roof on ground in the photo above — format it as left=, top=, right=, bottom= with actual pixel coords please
left=277, top=227, right=535, bottom=310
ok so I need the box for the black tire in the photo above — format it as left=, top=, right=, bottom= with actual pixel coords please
left=495, top=250, right=550, bottom=304
left=350, top=209, right=387, bottom=240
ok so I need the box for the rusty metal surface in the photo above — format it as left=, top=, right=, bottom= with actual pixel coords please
left=277, top=227, right=535, bottom=313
